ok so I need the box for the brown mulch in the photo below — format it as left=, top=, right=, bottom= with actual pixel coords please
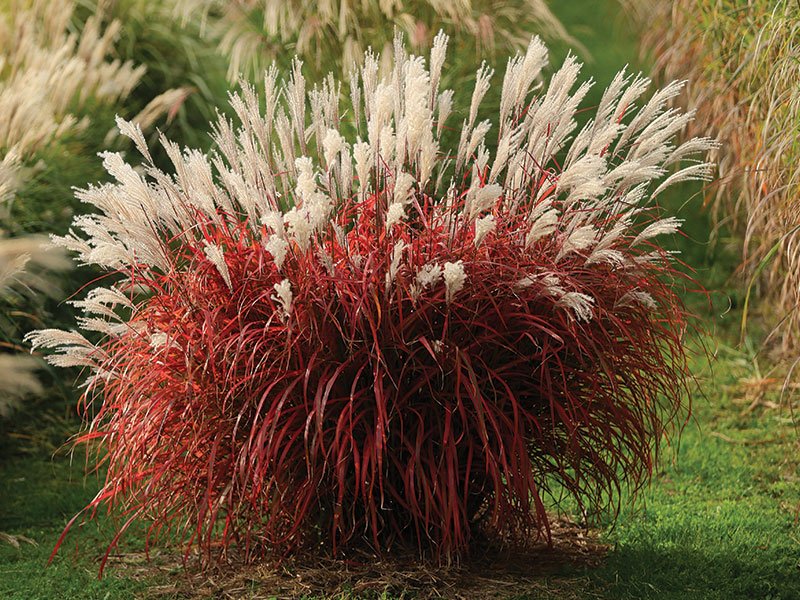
left=105, top=518, right=609, bottom=599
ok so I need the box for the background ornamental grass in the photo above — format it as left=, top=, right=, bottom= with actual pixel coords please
left=168, top=0, right=583, bottom=81
left=629, top=0, right=800, bottom=353
left=0, top=0, right=236, bottom=427
left=0, top=0, right=144, bottom=418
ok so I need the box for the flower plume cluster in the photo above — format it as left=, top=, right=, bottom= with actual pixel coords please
left=31, top=33, right=714, bottom=568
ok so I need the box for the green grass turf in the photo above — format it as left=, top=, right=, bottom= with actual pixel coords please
left=2, top=1, right=799, bottom=598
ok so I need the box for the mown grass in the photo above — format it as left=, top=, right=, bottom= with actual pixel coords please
left=589, top=341, right=800, bottom=600
left=2, top=1, right=799, bottom=599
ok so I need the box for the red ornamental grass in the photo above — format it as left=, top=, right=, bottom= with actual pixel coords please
left=29, top=33, right=716, bottom=571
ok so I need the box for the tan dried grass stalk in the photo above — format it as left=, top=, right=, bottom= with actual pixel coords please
left=634, top=0, right=800, bottom=349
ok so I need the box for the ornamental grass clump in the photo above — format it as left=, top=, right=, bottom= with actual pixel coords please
left=31, top=34, right=714, bottom=570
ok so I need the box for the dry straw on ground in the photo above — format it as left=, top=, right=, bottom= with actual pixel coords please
left=111, top=518, right=607, bottom=599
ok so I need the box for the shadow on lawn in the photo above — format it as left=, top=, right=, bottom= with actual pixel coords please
left=592, top=534, right=800, bottom=600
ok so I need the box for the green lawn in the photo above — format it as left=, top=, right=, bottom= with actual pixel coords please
left=2, top=1, right=799, bottom=599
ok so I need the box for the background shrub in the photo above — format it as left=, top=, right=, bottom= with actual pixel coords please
left=169, top=0, right=583, bottom=82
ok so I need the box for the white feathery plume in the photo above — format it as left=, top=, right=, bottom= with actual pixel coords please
left=616, top=290, right=658, bottom=310
left=586, top=248, right=626, bottom=267
left=70, top=287, right=134, bottom=321
left=652, top=162, right=715, bottom=198
left=203, top=243, right=232, bottom=289
left=261, top=211, right=285, bottom=237
left=393, top=171, right=415, bottom=206
left=322, top=128, right=345, bottom=169
left=418, top=137, right=438, bottom=187
left=402, top=57, right=433, bottom=158
left=466, top=183, right=503, bottom=219
left=474, top=215, right=496, bottom=247
left=385, top=203, right=406, bottom=229
left=443, top=261, right=466, bottom=303
left=499, top=37, right=549, bottom=129
left=272, top=279, right=293, bottom=319
left=557, top=292, right=595, bottom=322
left=416, top=263, right=443, bottom=289
left=265, top=234, right=289, bottom=269
left=458, top=120, right=492, bottom=174
left=353, top=140, right=372, bottom=200
left=631, top=217, right=683, bottom=246
left=338, top=144, right=353, bottom=197
left=615, top=79, right=685, bottom=153
left=411, top=262, right=443, bottom=300
left=557, top=225, right=598, bottom=261
left=665, top=137, right=720, bottom=167
left=385, top=240, right=406, bottom=290
left=468, top=63, right=494, bottom=132
left=526, top=209, right=559, bottom=248
left=429, top=31, right=448, bottom=108
left=436, top=90, right=454, bottom=138
left=283, top=207, right=312, bottom=250
left=24, top=329, right=105, bottom=369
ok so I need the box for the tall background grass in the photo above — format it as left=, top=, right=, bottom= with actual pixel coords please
left=629, top=0, right=800, bottom=354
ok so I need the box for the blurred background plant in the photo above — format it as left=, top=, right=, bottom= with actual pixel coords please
left=0, top=153, right=70, bottom=420
left=169, top=0, right=584, bottom=83
left=626, top=0, right=800, bottom=354
left=0, top=0, right=222, bottom=446
left=0, top=0, right=144, bottom=425
left=74, top=0, right=231, bottom=157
